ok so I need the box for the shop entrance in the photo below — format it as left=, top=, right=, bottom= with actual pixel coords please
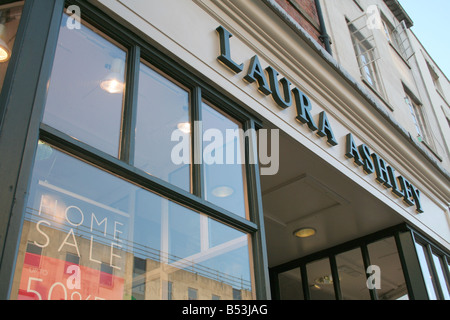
left=259, top=128, right=412, bottom=300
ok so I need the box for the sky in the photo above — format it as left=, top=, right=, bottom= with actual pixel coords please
left=398, top=0, right=450, bottom=79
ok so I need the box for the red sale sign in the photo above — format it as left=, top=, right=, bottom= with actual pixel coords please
left=18, top=253, right=124, bottom=300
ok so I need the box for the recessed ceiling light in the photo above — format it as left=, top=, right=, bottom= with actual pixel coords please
left=293, top=227, right=316, bottom=238
left=0, top=39, right=11, bottom=63
left=177, top=122, right=191, bottom=134
left=100, top=58, right=125, bottom=94
left=212, top=186, right=234, bottom=198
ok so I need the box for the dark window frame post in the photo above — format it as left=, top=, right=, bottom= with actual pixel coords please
left=0, top=0, right=66, bottom=299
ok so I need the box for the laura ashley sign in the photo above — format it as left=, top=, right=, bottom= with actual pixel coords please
left=216, top=26, right=424, bottom=214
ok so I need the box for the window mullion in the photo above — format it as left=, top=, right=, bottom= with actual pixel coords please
left=120, top=45, right=140, bottom=165
left=426, top=244, right=445, bottom=300
left=191, top=86, right=203, bottom=198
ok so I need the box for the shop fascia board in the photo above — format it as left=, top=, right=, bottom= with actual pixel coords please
left=211, top=0, right=450, bottom=200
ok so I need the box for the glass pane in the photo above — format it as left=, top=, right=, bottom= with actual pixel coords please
left=43, top=14, right=126, bottom=157
left=278, top=268, right=304, bottom=300
left=0, top=3, right=23, bottom=92
left=432, top=253, right=450, bottom=300
left=202, top=102, right=248, bottom=219
left=367, top=237, right=408, bottom=300
left=414, top=242, right=438, bottom=300
left=134, top=62, right=190, bottom=192
left=306, top=258, right=335, bottom=300
left=10, top=142, right=254, bottom=300
left=336, top=248, right=371, bottom=300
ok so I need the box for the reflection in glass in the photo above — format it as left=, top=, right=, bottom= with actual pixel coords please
left=432, top=253, right=450, bottom=299
left=336, top=248, right=370, bottom=300
left=0, top=3, right=23, bottom=91
left=306, top=258, right=335, bottom=300
left=368, top=237, right=408, bottom=300
left=11, top=142, right=253, bottom=300
left=415, top=243, right=437, bottom=300
left=278, top=268, right=304, bottom=300
left=134, top=63, right=191, bottom=192
left=43, top=14, right=126, bottom=157
left=202, top=102, right=247, bottom=218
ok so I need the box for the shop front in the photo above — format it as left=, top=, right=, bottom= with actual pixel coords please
left=0, top=0, right=449, bottom=300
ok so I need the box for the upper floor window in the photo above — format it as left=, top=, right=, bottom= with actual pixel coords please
left=348, top=17, right=385, bottom=98
left=404, top=92, right=427, bottom=142
left=427, top=61, right=445, bottom=98
left=381, top=17, right=414, bottom=61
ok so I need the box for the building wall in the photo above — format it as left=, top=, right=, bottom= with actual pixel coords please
left=273, top=0, right=324, bottom=49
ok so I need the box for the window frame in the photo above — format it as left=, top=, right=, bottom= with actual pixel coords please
left=404, top=89, right=428, bottom=143
left=269, top=224, right=447, bottom=300
left=412, top=231, right=450, bottom=300
left=0, top=0, right=270, bottom=300
left=347, top=17, right=386, bottom=99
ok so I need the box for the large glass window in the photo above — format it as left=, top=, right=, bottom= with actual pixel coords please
left=42, top=14, right=126, bottom=157
left=336, top=248, right=370, bottom=300
left=0, top=2, right=23, bottom=93
left=7, top=3, right=259, bottom=300
left=11, top=143, right=254, bottom=300
left=134, top=62, right=191, bottom=192
left=202, top=102, right=248, bottom=218
left=272, top=231, right=412, bottom=300
left=414, top=239, right=450, bottom=300
left=367, top=237, right=408, bottom=300
left=415, top=242, right=438, bottom=300
left=306, top=258, right=334, bottom=300
left=278, top=268, right=303, bottom=300
left=432, top=253, right=450, bottom=300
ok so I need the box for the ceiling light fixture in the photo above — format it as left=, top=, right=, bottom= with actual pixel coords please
left=177, top=122, right=191, bottom=134
left=212, top=186, right=234, bottom=198
left=100, top=58, right=125, bottom=94
left=0, top=24, right=11, bottom=63
left=293, top=227, right=316, bottom=238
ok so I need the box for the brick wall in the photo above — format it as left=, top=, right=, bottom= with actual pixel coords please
left=274, top=0, right=324, bottom=49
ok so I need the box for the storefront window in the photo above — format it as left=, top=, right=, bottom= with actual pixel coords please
left=336, top=248, right=371, bottom=300
left=367, top=237, right=408, bottom=300
left=134, top=62, right=190, bottom=192
left=0, top=2, right=23, bottom=93
left=415, top=242, right=438, bottom=299
left=306, top=258, right=334, bottom=300
left=278, top=268, right=304, bottom=300
left=10, top=143, right=254, bottom=300
left=432, top=253, right=450, bottom=300
left=42, top=14, right=126, bottom=157
left=202, top=102, right=248, bottom=218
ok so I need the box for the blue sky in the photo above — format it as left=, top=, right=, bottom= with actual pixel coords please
left=399, top=0, right=450, bottom=79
